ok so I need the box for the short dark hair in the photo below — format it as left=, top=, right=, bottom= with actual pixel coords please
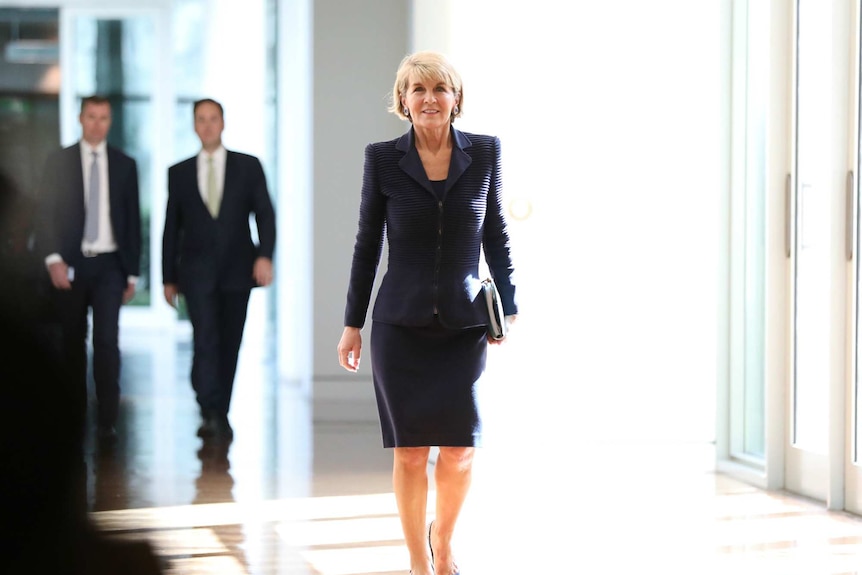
left=80, top=95, right=111, bottom=113
left=193, top=98, right=224, bottom=118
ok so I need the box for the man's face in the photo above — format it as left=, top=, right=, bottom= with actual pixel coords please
left=79, top=102, right=112, bottom=146
left=194, top=102, right=225, bottom=150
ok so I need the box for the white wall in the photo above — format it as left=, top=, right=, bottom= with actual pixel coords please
left=310, top=0, right=408, bottom=404
left=445, top=0, right=728, bottom=443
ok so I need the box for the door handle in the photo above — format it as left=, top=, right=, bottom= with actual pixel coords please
left=785, top=173, right=792, bottom=258
left=847, top=170, right=855, bottom=261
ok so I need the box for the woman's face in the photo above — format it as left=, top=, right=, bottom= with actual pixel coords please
left=402, top=73, right=459, bottom=130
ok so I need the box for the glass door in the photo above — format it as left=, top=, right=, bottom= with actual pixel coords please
left=59, top=5, right=173, bottom=327
left=786, top=0, right=832, bottom=501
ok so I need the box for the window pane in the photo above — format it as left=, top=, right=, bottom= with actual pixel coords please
left=735, top=0, right=768, bottom=460
left=794, top=0, right=831, bottom=453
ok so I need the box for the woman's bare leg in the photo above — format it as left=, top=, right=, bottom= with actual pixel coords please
left=430, top=446, right=474, bottom=575
left=393, top=446, right=434, bottom=575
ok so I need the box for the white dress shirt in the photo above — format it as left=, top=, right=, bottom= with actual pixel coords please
left=197, top=145, right=227, bottom=208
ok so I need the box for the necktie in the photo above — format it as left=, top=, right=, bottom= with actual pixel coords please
left=84, top=151, right=100, bottom=242
left=206, top=156, right=219, bottom=217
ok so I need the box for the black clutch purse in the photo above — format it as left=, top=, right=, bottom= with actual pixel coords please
left=481, top=278, right=506, bottom=340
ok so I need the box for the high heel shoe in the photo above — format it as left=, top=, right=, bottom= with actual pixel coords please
left=428, top=521, right=460, bottom=575
left=428, top=520, right=435, bottom=566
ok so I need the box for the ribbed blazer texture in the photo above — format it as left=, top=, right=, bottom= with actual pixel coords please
left=344, top=127, right=517, bottom=329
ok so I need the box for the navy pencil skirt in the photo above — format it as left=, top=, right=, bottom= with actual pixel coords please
left=370, top=318, right=488, bottom=448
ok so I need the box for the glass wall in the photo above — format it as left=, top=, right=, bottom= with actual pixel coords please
left=168, top=0, right=278, bottom=322
left=71, top=16, right=156, bottom=305
left=57, top=0, right=277, bottom=320
left=0, top=8, right=59, bottom=200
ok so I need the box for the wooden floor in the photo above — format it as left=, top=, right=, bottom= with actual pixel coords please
left=49, top=304, right=862, bottom=574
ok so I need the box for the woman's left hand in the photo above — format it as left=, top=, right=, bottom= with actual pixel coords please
left=487, top=315, right=516, bottom=345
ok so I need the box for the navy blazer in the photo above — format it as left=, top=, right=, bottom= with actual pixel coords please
left=37, top=143, right=141, bottom=278
left=345, top=127, right=517, bottom=329
left=162, top=151, right=276, bottom=293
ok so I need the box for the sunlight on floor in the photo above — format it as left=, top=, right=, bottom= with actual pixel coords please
left=92, top=492, right=402, bottom=531
left=91, top=471, right=862, bottom=575
left=93, top=492, right=413, bottom=575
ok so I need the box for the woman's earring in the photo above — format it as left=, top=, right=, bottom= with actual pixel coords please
left=403, top=107, right=410, bottom=116
left=453, top=105, right=460, bottom=115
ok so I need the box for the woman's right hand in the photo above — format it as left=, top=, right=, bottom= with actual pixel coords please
left=337, top=327, right=362, bottom=372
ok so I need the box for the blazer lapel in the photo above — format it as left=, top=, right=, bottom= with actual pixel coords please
left=221, top=151, right=236, bottom=218
left=396, top=127, right=474, bottom=199
left=107, top=148, right=121, bottom=222
left=68, top=144, right=86, bottom=225
left=396, top=129, right=433, bottom=195
left=70, top=143, right=85, bottom=198
left=190, top=158, right=205, bottom=210
left=445, top=128, right=473, bottom=195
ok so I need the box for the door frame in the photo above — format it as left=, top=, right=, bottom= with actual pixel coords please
left=845, top=0, right=862, bottom=515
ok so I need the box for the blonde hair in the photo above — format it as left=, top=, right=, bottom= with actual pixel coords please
left=388, top=50, right=463, bottom=123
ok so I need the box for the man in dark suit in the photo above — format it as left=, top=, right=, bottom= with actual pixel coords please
left=37, top=95, right=141, bottom=443
left=162, top=98, right=276, bottom=442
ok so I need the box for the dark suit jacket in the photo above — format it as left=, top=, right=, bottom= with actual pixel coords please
left=162, top=151, right=276, bottom=293
left=345, top=127, right=517, bottom=329
left=37, top=143, right=141, bottom=279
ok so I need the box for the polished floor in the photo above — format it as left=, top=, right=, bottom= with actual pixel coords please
left=68, top=302, right=862, bottom=575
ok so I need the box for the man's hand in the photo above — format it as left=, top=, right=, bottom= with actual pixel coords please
left=122, top=281, right=136, bottom=304
left=164, top=283, right=179, bottom=309
left=253, top=257, right=274, bottom=286
left=47, top=261, right=72, bottom=290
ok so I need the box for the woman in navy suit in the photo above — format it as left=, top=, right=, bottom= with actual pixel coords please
left=337, top=51, right=517, bottom=575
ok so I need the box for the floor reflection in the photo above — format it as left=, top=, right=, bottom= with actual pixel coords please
left=70, top=315, right=862, bottom=575
left=195, top=441, right=235, bottom=504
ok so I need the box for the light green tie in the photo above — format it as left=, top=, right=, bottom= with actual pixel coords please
left=206, top=156, right=219, bottom=217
